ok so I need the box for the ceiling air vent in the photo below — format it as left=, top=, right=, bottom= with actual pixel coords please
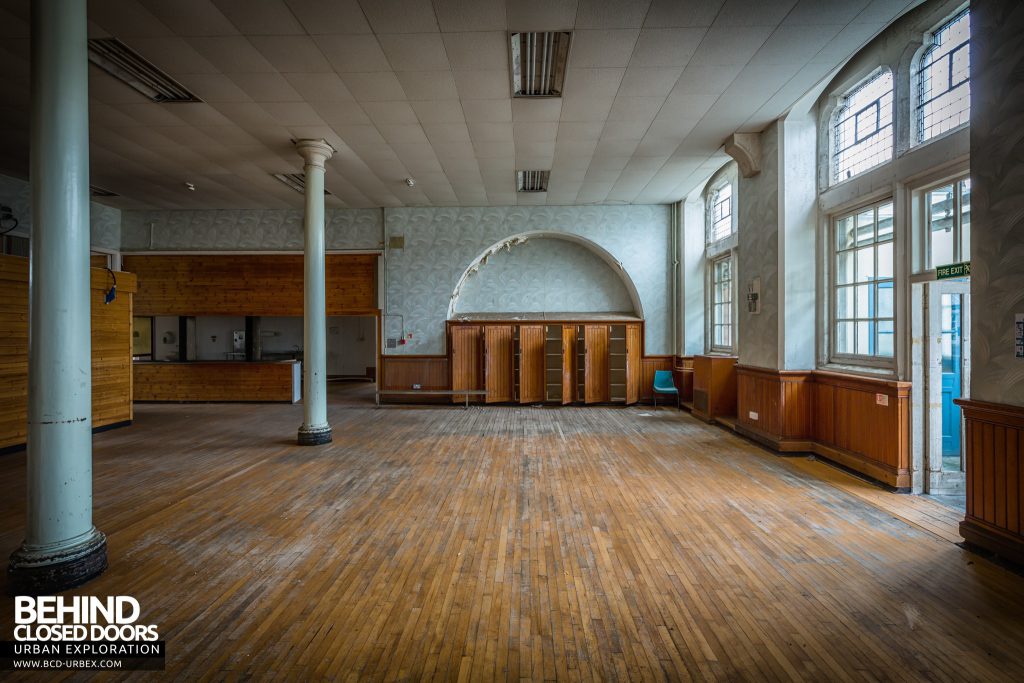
left=516, top=170, right=550, bottom=193
left=87, top=38, right=201, bottom=103
left=272, top=173, right=333, bottom=196
left=89, top=185, right=119, bottom=198
left=510, top=32, right=571, bottom=98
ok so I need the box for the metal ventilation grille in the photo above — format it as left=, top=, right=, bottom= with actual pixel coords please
left=516, top=170, right=550, bottom=193
left=89, top=185, right=119, bottom=197
left=272, top=173, right=333, bottom=196
left=87, top=38, right=201, bottom=103
left=510, top=32, right=571, bottom=97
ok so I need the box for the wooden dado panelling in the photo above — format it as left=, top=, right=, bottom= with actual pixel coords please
left=134, top=362, right=296, bottom=402
left=692, top=355, right=738, bottom=422
left=122, top=254, right=377, bottom=317
left=640, top=356, right=673, bottom=402
left=957, top=400, right=1024, bottom=565
left=736, top=366, right=813, bottom=451
left=1, top=255, right=137, bottom=450
left=380, top=356, right=450, bottom=392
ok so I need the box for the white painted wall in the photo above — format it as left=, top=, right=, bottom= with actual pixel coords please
left=153, top=316, right=180, bottom=361
left=194, top=316, right=245, bottom=361
left=328, top=316, right=376, bottom=377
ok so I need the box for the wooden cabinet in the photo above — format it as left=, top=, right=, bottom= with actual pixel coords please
left=692, top=354, right=738, bottom=422
left=450, top=325, right=481, bottom=404
left=516, top=325, right=545, bottom=404
left=626, top=324, right=641, bottom=404
left=484, top=325, right=514, bottom=403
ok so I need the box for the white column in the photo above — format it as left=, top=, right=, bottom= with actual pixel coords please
left=8, top=0, right=107, bottom=593
left=296, top=139, right=334, bottom=446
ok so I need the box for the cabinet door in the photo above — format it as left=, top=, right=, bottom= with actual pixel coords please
left=484, top=325, right=514, bottom=403
left=562, top=325, right=575, bottom=404
left=518, top=325, right=545, bottom=403
left=626, top=323, right=642, bottom=404
left=450, top=325, right=481, bottom=404
left=584, top=325, right=609, bottom=404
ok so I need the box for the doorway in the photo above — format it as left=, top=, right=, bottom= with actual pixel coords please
left=925, top=279, right=970, bottom=495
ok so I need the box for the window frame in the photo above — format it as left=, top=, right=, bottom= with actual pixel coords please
left=828, top=197, right=897, bottom=368
left=915, top=7, right=971, bottom=145
left=830, top=68, right=895, bottom=185
left=921, top=174, right=971, bottom=271
left=707, top=251, right=736, bottom=355
left=706, top=179, right=736, bottom=246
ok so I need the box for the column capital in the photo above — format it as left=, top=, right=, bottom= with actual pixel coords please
left=294, top=138, right=334, bottom=169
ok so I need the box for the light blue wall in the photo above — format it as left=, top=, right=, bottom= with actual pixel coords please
left=0, top=173, right=121, bottom=250
left=385, top=205, right=671, bottom=355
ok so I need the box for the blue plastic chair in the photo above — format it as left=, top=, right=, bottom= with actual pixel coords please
left=652, top=370, right=679, bottom=409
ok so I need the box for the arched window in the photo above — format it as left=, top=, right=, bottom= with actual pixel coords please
left=832, top=69, right=894, bottom=184
left=703, top=165, right=738, bottom=353
left=916, top=8, right=970, bottom=142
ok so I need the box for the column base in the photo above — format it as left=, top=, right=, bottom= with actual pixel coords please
left=297, top=424, right=332, bottom=446
left=8, top=528, right=107, bottom=595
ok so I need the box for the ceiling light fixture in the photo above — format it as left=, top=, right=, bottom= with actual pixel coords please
left=510, top=32, right=571, bottom=98
left=516, top=170, right=550, bottom=193
left=184, top=182, right=196, bottom=191
left=87, top=37, right=202, bottom=103
left=272, top=173, right=333, bottom=196
left=404, top=178, right=416, bottom=187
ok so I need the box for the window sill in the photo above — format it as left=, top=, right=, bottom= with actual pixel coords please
left=818, top=361, right=897, bottom=380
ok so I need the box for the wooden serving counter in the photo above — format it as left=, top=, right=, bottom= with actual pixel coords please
left=133, top=360, right=301, bottom=403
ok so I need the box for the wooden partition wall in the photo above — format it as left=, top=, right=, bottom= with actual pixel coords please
left=956, top=400, right=1024, bottom=564
left=121, top=253, right=377, bottom=316
left=734, top=365, right=912, bottom=489
left=0, top=254, right=137, bottom=450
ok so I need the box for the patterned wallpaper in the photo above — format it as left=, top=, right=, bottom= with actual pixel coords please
left=120, top=208, right=383, bottom=251
left=453, top=238, right=636, bottom=315
left=970, top=0, right=1024, bottom=406
left=737, top=122, right=781, bottom=370
left=0, top=173, right=121, bottom=250
left=384, top=205, right=671, bottom=355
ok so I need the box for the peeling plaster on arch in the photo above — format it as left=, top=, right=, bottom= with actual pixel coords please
left=446, top=231, right=645, bottom=320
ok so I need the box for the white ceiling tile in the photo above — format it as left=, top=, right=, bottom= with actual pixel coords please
left=463, top=100, right=513, bottom=123
left=169, top=102, right=236, bottom=127
left=575, top=0, right=652, bottom=28
left=668, top=64, right=744, bottom=96
left=474, top=142, right=516, bottom=159
left=187, top=37, right=276, bottom=73
left=563, top=68, right=625, bottom=99
left=283, top=73, right=355, bottom=103
left=396, top=71, right=459, bottom=101
left=435, top=141, right=477, bottom=159
left=552, top=155, right=594, bottom=170
left=616, top=66, right=682, bottom=97
left=559, top=97, right=615, bottom=122
left=378, top=34, right=451, bottom=71
left=178, top=74, right=253, bottom=103
left=137, top=0, right=239, bottom=36
left=468, top=122, right=514, bottom=143
left=507, top=0, right=580, bottom=31
left=512, top=99, right=563, bottom=122
left=688, top=26, right=775, bottom=66
left=362, top=101, right=419, bottom=124
left=644, top=0, right=725, bottom=27
left=606, top=96, right=664, bottom=122
left=433, top=0, right=507, bottom=31
left=658, top=93, right=718, bottom=119
left=248, top=36, right=334, bottom=73
left=333, top=124, right=387, bottom=145
left=442, top=32, right=509, bottom=71
left=423, top=123, right=472, bottom=144
left=88, top=0, right=175, bottom=37
left=314, top=35, right=391, bottom=72
left=513, top=122, right=558, bottom=142
left=342, top=72, right=407, bottom=101
left=593, top=138, right=639, bottom=156
left=453, top=70, right=510, bottom=100
left=713, top=0, right=799, bottom=26
left=568, top=30, right=640, bottom=68
left=556, top=122, right=605, bottom=141
left=208, top=102, right=282, bottom=128
left=629, top=28, right=706, bottom=67
left=379, top=124, right=430, bottom=144
left=211, top=0, right=307, bottom=34
left=411, top=100, right=466, bottom=123
left=134, top=37, right=218, bottom=74
left=553, top=140, right=598, bottom=159
left=358, top=0, right=440, bottom=33
left=515, top=153, right=555, bottom=168
left=785, top=0, right=871, bottom=25
left=753, top=25, right=844, bottom=65
left=285, top=0, right=373, bottom=34
left=228, top=73, right=304, bottom=102
left=394, top=144, right=441, bottom=162
left=312, top=101, right=371, bottom=125
left=600, top=120, right=650, bottom=141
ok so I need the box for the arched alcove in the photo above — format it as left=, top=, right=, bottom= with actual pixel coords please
left=448, top=232, right=643, bottom=318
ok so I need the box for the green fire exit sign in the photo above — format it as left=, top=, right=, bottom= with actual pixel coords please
left=936, top=261, right=970, bottom=279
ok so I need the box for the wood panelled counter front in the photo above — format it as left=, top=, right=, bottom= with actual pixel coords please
left=134, top=361, right=300, bottom=403
left=0, top=254, right=137, bottom=451
left=122, top=254, right=377, bottom=317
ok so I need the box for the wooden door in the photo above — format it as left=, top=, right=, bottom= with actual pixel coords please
left=626, top=323, right=642, bottom=405
left=450, top=324, right=481, bottom=404
left=518, top=325, right=545, bottom=404
left=584, top=325, right=609, bottom=404
left=562, top=325, right=575, bottom=404
left=484, top=325, right=514, bottom=403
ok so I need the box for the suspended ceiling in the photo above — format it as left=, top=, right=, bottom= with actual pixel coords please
left=0, top=0, right=920, bottom=210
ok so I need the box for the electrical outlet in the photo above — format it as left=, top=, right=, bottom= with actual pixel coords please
left=412, top=383, right=421, bottom=389
left=748, top=411, right=758, bottom=421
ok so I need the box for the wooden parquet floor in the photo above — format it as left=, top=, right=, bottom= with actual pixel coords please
left=2, top=395, right=1024, bottom=681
